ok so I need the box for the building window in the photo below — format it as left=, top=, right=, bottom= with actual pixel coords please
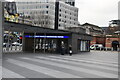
left=59, top=14, right=61, bottom=16
left=59, top=24, right=61, bottom=26
left=46, top=6, right=49, bottom=8
left=59, top=19, right=61, bottom=21
left=46, top=11, right=48, bottom=14
left=59, top=9, right=61, bottom=12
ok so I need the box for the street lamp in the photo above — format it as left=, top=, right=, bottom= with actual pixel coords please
left=114, top=31, right=120, bottom=52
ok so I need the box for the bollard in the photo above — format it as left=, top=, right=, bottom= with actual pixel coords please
left=15, top=45, right=17, bottom=51
left=100, top=47, right=102, bottom=51
left=106, top=47, right=107, bottom=51
left=94, top=47, right=96, bottom=51
left=111, top=47, right=113, bottom=51
left=19, top=45, right=21, bottom=51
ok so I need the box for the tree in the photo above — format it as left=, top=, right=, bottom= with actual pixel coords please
left=30, top=13, right=53, bottom=28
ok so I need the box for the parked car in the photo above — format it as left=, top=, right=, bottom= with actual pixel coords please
left=12, top=42, right=22, bottom=46
left=3, top=43, right=10, bottom=47
left=90, top=44, right=105, bottom=50
left=3, top=43, right=6, bottom=47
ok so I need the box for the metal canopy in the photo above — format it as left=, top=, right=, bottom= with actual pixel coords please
left=4, top=21, right=71, bottom=34
left=4, top=21, right=92, bottom=40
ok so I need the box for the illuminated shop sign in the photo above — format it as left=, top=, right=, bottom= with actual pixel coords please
left=25, top=35, right=69, bottom=38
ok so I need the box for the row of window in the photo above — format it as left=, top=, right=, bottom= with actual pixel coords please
left=34, top=22, right=52, bottom=25
left=59, top=22, right=78, bottom=27
left=59, top=14, right=77, bottom=21
left=17, top=1, right=49, bottom=4
left=21, top=10, right=54, bottom=15
left=59, top=17, right=77, bottom=22
left=18, top=5, right=54, bottom=10
left=59, top=3, right=78, bottom=12
left=65, top=2, right=75, bottom=6
left=59, top=10, right=78, bottom=17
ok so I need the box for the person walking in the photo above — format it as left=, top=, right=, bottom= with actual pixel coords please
left=61, top=41, right=65, bottom=55
left=69, top=45, right=72, bottom=56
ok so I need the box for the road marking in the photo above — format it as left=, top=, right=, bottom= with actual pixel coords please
left=49, top=56, right=118, bottom=67
left=20, top=57, right=118, bottom=78
left=7, top=58, right=81, bottom=78
left=34, top=56, right=118, bottom=72
left=2, top=68, right=25, bottom=78
left=0, top=66, right=2, bottom=79
left=64, top=56, right=118, bottom=64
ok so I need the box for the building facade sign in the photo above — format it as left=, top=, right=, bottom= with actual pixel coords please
left=25, top=35, right=69, bottom=38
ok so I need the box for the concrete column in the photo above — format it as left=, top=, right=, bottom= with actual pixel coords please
left=43, top=33, right=46, bottom=53
left=0, top=2, right=3, bottom=80
left=0, top=2, right=4, bottom=59
left=33, top=32, right=36, bottom=53
left=118, top=1, right=120, bottom=19
left=71, top=34, right=78, bottom=53
left=22, top=31, right=25, bottom=52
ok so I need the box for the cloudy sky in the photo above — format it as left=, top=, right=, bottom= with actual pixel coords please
left=6, top=0, right=120, bottom=27
left=75, top=0, right=119, bottom=27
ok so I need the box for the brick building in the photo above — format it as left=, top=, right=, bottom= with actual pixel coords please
left=82, top=21, right=120, bottom=51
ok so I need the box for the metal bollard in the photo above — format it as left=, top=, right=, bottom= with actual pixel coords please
left=19, top=45, right=21, bottom=51
left=15, top=45, right=17, bottom=51
left=106, top=47, right=107, bottom=51
left=111, top=47, right=113, bottom=51
left=10, top=45, right=12, bottom=51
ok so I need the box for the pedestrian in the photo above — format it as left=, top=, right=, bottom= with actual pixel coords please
left=61, top=41, right=65, bottom=55
left=69, top=45, right=72, bottom=56
left=53, top=43, right=56, bottom=52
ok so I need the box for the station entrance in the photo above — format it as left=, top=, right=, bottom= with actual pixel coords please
left=35, top=38, right=68, bottom=53
left=24, top=33, right=70, bottom=53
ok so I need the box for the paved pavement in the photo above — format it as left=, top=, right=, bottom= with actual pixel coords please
left=2, top=51, right=118, bottom=78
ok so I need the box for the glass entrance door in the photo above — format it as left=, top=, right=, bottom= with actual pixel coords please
left=35, top=38, right=57, bottom=53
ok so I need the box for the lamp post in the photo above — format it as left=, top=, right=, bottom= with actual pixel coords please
left=114, top=31, right=120, bottom=52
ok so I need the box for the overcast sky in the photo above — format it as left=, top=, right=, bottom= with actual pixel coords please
left=6, top=0, right=120, bottom=27
left=75, top=0, right=119, bottom=27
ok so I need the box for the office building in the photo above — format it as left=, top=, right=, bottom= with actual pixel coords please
left=14, top=0, right=79, bottom=30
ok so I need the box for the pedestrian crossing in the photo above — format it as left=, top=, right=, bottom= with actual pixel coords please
left=2, top=55, right=118, bottom=78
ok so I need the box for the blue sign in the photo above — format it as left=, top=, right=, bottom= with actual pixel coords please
left=25, top=35, right=69, bottom=38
